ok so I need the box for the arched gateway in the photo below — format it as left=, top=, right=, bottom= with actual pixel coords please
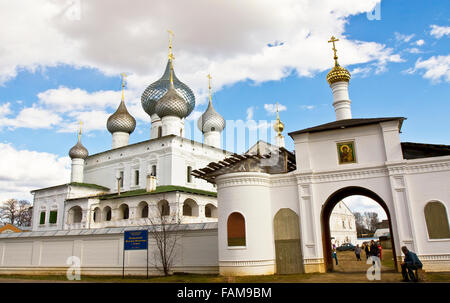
left=321, top=186, right=398, bottom=272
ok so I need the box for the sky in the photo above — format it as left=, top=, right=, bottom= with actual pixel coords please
left=0, top=0, right=449, bottom=216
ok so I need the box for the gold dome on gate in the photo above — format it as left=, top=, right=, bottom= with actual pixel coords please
left=327, top=64, right=351, bottom=85
left=273, top=102, right=284, bottom=135
left=326, top=36, right=351, bottom=85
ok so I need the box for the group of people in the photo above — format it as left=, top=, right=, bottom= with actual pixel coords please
left=357, top=240, right=382, bottom=261
left=331, top=240, right=423, bottom=282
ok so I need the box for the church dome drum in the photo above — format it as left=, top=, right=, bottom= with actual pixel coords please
left=69, top=141, right=88, bottom=159
left=106, top=100, right=136, bottom=134
left=141, top=60, right=195, bottom=117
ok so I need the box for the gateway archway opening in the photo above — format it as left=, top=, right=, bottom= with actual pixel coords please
left=321, top=186, right=397, bottom=273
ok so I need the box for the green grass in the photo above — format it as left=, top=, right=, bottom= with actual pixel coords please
left=1, top=271, right=450, bottom=283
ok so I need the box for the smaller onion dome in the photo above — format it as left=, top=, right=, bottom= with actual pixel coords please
left=69, top=140, right=88, bottom=159
left=197, top=100, right=225, bottom=133
left=326, top=64, right=351, bottom=85
left=155, top=82, right=189, bottom=118
left=273, top=118, right=284, bottom=135
left=107, top=100, right=136, bottom=134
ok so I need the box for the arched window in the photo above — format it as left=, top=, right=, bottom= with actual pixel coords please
left=183, top=203, right=192, bottom=216
left=138, top=201, right=148, bottom=218
left=183, top=199, right=198, bottom=217
left=425, top=201, right=450, bottom=239
left=68, top=206, right=82, bottom=224
left=158, top=126, right=162, bottom=138
left=103, top=206, right=112, bottom=221
left=205, top=204, right=217, bottom=218
left=120, top=204, right=129, bottom=220
left=158, top=200, right=170, bottom=216
left=93, top=207, right=101, bottom=223
left=187, top=166, right=192, bottom=183
left=227, top=212, right=246, bottom=246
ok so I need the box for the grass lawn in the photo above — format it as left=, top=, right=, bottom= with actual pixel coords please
left=0, top=250, right=449, bottom=283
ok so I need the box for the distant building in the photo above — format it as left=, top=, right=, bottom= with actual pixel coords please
left=330, top=201, right=357, bottom=246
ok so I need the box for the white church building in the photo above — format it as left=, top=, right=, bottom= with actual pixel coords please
left=0, top=36, right=449, bottom=276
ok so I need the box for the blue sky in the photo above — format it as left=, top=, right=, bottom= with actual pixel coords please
left=0, top=0, right=448, bottom=209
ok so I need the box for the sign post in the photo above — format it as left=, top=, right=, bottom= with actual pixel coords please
left=123, top=230, right=149, bottom=278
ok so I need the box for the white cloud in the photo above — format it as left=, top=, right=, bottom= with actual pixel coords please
left=414, top=39, right=425, bottom=46
left=264, top=103, right=287, bottom=115
left=343, top=195, right=388, bottom=220
left=0, top=0, right=398, bottom=98
left=394, top=32, right=415, bottom=43
left=351, top=66, right=372, bottom=77
left=300, top=105, right=316, bottom=110
left=0, top=105, right=62, bottom=129
left=0, top=102, right=11, bottom=116
left=430, top=25, right=450, bottom=39
left=0, top=143, right=71, bottom=201
left=246, top=107, right=254, bottom=120
left=406, top=48, right=422, bottom=54
left=413, top=55, right=450, bottom=83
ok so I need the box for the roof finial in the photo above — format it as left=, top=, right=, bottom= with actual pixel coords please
left=121, top=72, right=126, bottom=102
left=273, top=102, right=284, bottom=136
left=78, top=120, right=82, bottom=142
left=207, top=73, right=212, bottom=103
left=168, top=30, right=175, bottom=84
left=328, top=36, right=340, bottom=66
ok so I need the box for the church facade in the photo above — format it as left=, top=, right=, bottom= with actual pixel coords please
left=1, top=36, right=449, bottom=277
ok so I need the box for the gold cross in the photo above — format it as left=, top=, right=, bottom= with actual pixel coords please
left=275, top=101, right=280, bottom=119
left=78, top=120, right=83, bottom=141
left=207, top=73, right=212, bottom=101
left=168, top=29, right=174, bottom=58
left=328, top=36, right=340, bottom=65
left=121, top=72, right=126, bottom=101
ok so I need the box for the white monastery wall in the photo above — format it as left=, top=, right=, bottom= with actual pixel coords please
left=0, top=228, right=218, bottom=276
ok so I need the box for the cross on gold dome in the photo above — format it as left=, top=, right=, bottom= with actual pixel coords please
left=207, top=73, right=212, bottom=102
left=121, top=72, right=126, bottom=101
left=78, top=121, right=82, bottom=141
left=168, top=30, right=175, bottom=84
left=328, top=36, right=340, bottom=66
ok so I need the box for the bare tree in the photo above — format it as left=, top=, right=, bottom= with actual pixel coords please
left=0, top=199, right=32, bottom=226
left=364, top=211, right=379, bottom=233
left=145, top=204, right=182, bottom=276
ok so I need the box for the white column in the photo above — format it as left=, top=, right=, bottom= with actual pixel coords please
left=112, top=132, right=130, bottom=149
left=204, top=131, right=221, bottom=148
left=150, top=114, right=162, bottom=139
left=70, top=158, right=84, bottom=183
left=330, top=81, right=352, bottom=120
left=161, top=115, right=182, bottom=136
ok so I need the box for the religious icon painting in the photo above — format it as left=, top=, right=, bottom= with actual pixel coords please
left=337, top=141, right=356, bottom=164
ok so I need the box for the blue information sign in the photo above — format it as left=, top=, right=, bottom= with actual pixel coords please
left=124, top=230, right=148, bottom=250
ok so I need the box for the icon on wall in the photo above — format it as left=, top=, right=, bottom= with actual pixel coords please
left=337, top=141, right=356, bottom=164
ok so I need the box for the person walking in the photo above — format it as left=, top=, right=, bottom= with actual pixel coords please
left=369, top=240, right=379, bottom=266
left=364, top=243, right=370, bottom=260
left=355, top=244, right=362, bottom=261
left=378, top=241, right=383, bottom=261
left=332, top=248, right=338, bottom=266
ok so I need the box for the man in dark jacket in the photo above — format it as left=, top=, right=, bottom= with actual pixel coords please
left=401, top=246, right=423, bottom=282
left=369, top=240, right=379, bottom=266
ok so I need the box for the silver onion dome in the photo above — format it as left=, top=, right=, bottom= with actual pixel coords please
left=69, top=140, right=88, bottom=159
left=155, top=82, right=189, bottom=118
left=197, top=100, right=225, bottom=133
left=107, top=100, right=136, bottom=134
left=141, top=60, right=195, bottom=117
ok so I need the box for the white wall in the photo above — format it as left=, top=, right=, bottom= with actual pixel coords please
left=0, top=228, right=218, bottom=276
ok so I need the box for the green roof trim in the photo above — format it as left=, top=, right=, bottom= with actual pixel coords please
left=69, top=182, right=110, bottom=191
left=98, top=185, right=217, bottom=200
